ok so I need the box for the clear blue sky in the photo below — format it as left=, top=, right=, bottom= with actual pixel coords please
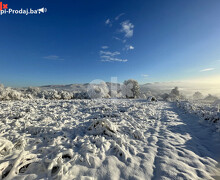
left=0, top=0, right=220, bottom=87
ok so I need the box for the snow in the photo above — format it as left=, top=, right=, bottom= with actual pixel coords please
left=0, top=99, right=220, bottom=179
left=177, top=101, right=220, bottom=132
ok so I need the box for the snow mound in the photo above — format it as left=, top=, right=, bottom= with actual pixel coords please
left=0, top=138, right=13, bottom=156
left=132, top=130, right=144, bottom=140
left=88, top=119, right=117, bottom=136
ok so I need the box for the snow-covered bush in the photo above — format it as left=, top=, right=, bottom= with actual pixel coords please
left=88, top=119, right=117, bottom=136
left=25, top=87, right=41, bottom=98
left=7, top=88, right=23, bottom=100
left=87, top=82, right=110, bottom=99
left=177, top=101, right=220, bottom=131
left=0, top=84, right=77, bottom=101
left=122, top=79, right=140, bottom=98
left=74, top=91, right=90, bottom=99
left=0, top=84, right=24, bottom=101
left=59, top=91, right=74, bottom=100
left=44, top=90, right=61, bottom=100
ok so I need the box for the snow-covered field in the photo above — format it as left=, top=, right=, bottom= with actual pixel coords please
left=177, top=101, right=220, bottom=132
left=0, top=99, right=220, bottom=179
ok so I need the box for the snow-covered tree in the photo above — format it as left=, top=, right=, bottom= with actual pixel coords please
left=193, top=91, right=203, bottom=100
left=161, top=87, right=185, bottom=101
left=169, top=87, right=181, bottom=101
left=171, top=87, right=180, bottom=97
left=122, top=79, right=140, bottom=98
left=87, top=82, right=110, bottom=99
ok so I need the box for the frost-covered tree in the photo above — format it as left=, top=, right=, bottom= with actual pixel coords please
left=87, top=82, right=110, bottom=99
left=169, top=87, right=181, bottom=101
left=171, top=87, right=180, bottom=97
left=193, top=91, right=203, bottom=100
left=161, top=87, right=184, bottom=101
left=122, top=79, right=140, bottom=98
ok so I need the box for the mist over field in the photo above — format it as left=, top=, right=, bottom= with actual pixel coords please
left=141, top=81, right=220, bottom=97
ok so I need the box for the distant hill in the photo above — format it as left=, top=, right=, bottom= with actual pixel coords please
left=35, top=81, right=220, bottom=97
left=40, top=82, right=123, bottom=92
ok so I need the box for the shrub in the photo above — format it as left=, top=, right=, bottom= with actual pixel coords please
left=122, top=79, right=140, bottom=98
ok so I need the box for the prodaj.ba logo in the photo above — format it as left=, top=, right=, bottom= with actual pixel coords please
left=0, top=2, right=47, bottom=15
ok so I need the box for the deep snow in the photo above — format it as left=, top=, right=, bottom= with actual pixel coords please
left=0, top=99, right=219, bottom=179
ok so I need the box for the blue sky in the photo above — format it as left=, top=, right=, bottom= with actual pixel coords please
left=0, top=0, right=220, bottom=87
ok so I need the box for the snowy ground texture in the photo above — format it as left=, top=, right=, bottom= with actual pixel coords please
left=0, top=99, right=220, bottom=180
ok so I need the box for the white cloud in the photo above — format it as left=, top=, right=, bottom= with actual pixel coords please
left=43, top=55, right=64, bottom=60
left=115, top=13, right=125, bottom=20
left=99, top=50, right=127, bottom=62
left=105, top=19, right=112, bottom=26
left=129, top=45, right=134, bottom=50
left=120, top=20, right=134, bottom=38
left=200, top=68, right=215, bottom=72
left=113, top=36, right=126, bottom=43
left=100, top=50, right=120, bottom=56
left=142, top=74, right=149, bottom=77
left=124, top=45, right=134, bottom=51
left=141, top=74, right=149, bottom=79
left=105, top=13, right=125, bottom=27
left=101, top=57, right=128, bottom=62
left=101, top=46, right=109, bottom=49
left=113, top=36, right=121, bottom=41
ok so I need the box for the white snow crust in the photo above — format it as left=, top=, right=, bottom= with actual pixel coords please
left=0, top=99, right=220, bottom=179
